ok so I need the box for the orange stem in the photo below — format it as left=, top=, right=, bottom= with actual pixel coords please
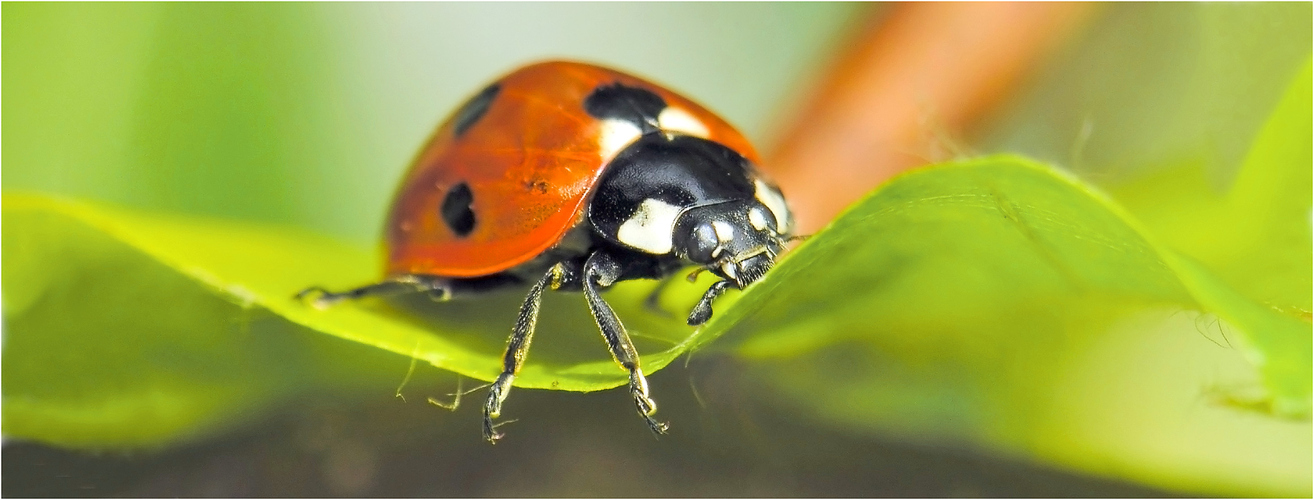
left=766, top=2, right=1097, bottom=234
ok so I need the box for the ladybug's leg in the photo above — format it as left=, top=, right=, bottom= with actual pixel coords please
left=583, top=251, right=671, bottom=436
left=483, top=262, right=568, bottom=444
left=296, top=275, right=451, bottom=308
left=685, top=279, right=734, bottom=326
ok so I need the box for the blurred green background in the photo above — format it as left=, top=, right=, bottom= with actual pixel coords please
left=3, top=2, right=1310, bottom=497
left=3, top=2, right=860, bottom=245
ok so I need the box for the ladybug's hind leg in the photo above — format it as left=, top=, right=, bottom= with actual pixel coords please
left=296, top=275, right=452, bottom=309
left=582, top=251, right=670, bottom=436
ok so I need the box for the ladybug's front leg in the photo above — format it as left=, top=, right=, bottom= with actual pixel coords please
left=686, top=279, right=733, bottom=326
left=582, top=251, right=671, bottom=436
left=483, top=262, right=568, bottom=444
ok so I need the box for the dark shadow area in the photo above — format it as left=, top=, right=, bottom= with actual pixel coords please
left=3, top=356, right=1179, bottom=498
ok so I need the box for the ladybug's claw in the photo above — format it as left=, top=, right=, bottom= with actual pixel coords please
left=483, top=373, right=515, bottom=444
left=294, top=286, right=339, bottom=309
left=484, top=418, right=518, bottom=444
left=629, top=370, right=670, bottom=436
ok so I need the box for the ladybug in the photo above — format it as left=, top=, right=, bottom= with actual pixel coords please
left=298, top=61, right=794, bottom=443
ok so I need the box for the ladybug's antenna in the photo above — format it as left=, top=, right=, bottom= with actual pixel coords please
left=770, top=233, right=810, bottom=249
left=783, top=234, right=811, bottom=244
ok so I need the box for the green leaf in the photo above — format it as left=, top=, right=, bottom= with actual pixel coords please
left=0, top=190, right=718, bottom=446
left=1, top=192, right=696, bottom=394
left=1, top=197, right=427, bottom=449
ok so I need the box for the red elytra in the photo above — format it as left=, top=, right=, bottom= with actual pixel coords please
left=385, top=61, right=761, bottom=278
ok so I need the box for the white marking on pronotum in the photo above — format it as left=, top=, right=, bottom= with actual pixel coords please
left=617, top=198, right=683, bottom=254
left=598, top=119, right=643, bottom=160
left=754, top=179, right=790, bottom=233
left=657, top=106, right=709, bottom=138
left=747, top=206, right=770, bottom=231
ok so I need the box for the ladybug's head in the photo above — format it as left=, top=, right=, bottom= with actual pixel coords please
left=674, top=198, right=791, bottom=289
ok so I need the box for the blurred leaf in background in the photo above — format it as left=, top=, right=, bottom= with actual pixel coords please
left=984, top=3, right=1312, bottom=188
left=983, top=2, right=1312, bottom=316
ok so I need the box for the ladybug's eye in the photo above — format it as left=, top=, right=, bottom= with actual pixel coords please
left=686, top=222, right=721, bottom=264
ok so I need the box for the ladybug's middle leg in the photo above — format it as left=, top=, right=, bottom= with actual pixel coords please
left=582, top=251, right=671, bottom=436
left=483, top=262, right=568, bottom=444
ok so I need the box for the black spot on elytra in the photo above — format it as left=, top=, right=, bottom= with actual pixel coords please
left=583, top=82, right=666, bottom=134
left=441, top=183, right=476, bottom=237
left=453, top=84, right=500, bottom=137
